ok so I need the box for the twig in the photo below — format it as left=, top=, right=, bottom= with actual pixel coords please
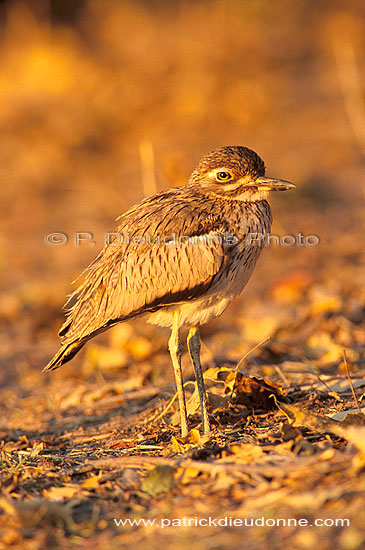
left=314, top=375, right=341, bottom=401
left=333, top=39, right=365, bottom=154
left=139, top=140, right=157, bottom=197
left=152, top=393, right=178, bottom=422
left=316, top=375, right=334, bottom=393
left=229, top=336, right=271, bottom=399
left=152, top=381, right=196, bottom=422
left=343, top=349, right=361, bottom=413
left=235, top=336, right=271, bottom=372
left=274, top=366, right=290, bottom=388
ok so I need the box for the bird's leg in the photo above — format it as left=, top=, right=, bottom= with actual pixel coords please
left=187, top=327, right=211, bottom=435
left=168, top=312, right=188, bottom=438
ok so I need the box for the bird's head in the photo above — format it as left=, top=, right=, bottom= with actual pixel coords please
left=190, top=146, right=295, bottom=201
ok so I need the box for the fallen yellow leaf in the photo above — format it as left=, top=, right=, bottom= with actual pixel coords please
left=43, top=485, right=79, bottom=501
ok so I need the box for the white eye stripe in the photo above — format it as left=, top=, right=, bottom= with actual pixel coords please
left=219, top=181, right=242, bottom=190
left=201, top=179, right=245, bottom=191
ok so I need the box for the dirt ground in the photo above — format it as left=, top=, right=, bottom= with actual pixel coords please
left=0, top=1, right=364, bottom=549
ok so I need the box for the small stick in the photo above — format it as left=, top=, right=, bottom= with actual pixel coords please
left=139, top=140, right=157, bottom=197
left=230, top=336, right=271, bottom=399
left=235, top=336, right=271, bottom=372
left=153, top=392, right=178, bottom=422
left=152, top=381, right=196, bottom=422
left=343, top=348, right=361, bottom=412
left=275, top=365, right=290, bottom=388
left=315, top=375, right=341, bottom=401
left=316, top=375, right=334, bottom=393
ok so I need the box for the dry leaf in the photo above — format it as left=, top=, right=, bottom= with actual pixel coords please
left=170, top=382, right=202, bottom=426
left=178, top=466, right=202, bottom=484
left=330, top=409, right=365, bottom=425
left=125, top=337, right=153, bottom=361
left=232, top=374, right=287, bottom=411
left=321, top=379, right=365, bottom=394
left=269, top=270, right=313, bottom=302
left=228, top=443, right=264, bottom=463
left=85, top=344, right=128, bottom=371
left=171, top=429, right=204, bottom=452
left=207, top=392, right=230, bottom=411
left=140, top=465, right=175, bottom=497
left=273, top=398, right=342, bottom=435
left=305, top=332, right=343, bottom=365
left=81, top=475, right=101, bottom=490
left=43, top=486, right=80, bottom=501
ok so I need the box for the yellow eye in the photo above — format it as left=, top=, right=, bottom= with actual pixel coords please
left=216, top=171, right=233, bottom=182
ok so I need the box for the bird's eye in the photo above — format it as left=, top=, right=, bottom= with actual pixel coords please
left=216, top=171, right=233, bottom=182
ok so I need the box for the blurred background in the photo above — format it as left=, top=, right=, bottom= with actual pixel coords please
left=0, top=0, right=363, bottom=391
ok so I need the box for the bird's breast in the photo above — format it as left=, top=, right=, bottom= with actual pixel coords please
left=146, top=200, right=272, bottom=328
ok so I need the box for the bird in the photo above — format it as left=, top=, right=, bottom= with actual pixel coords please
left=44, top=145, right=295, bottom=438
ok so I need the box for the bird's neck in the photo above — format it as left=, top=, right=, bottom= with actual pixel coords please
left=204, top=189, right=270, bottom=203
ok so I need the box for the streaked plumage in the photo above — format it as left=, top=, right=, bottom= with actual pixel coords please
left=44, top=146, right=295, bottom=437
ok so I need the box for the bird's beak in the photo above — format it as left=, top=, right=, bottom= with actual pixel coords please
left=253, top=176, right=296, bottom=191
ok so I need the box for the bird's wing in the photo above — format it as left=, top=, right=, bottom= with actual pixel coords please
left=59, top=189, right=233, bottom=344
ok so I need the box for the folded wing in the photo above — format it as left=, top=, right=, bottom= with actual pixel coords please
left=60, top=231, right=227, bottom=344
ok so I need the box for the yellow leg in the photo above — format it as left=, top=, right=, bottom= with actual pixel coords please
left=168, top=312, right=188, bottom=437
left=187, top=327, right=211, bottom=435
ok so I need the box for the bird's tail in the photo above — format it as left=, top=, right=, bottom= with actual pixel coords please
left=43, top=340, right=86, bottom=372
